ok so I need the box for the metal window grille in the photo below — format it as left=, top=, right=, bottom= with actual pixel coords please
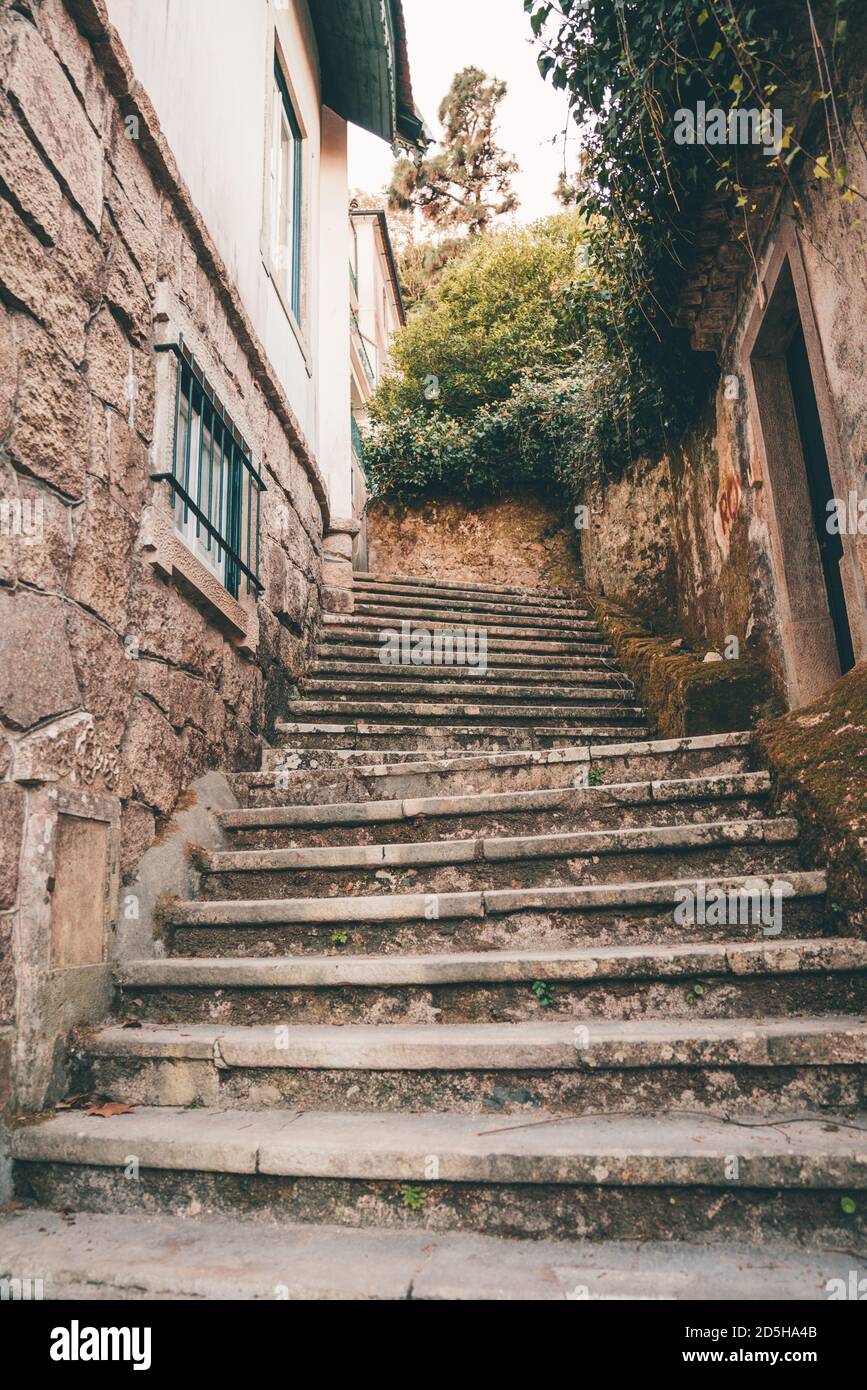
left=153, top=338, right=264, bottom=600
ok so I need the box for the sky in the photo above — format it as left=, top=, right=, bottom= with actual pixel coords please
left=348, top=0, right=576, bottom=224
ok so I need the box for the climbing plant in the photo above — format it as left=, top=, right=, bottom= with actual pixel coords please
left=524, top=0, right=862, bottom=329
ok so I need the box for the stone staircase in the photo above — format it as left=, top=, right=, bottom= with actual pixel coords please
left=5, top=574, right=867, bottom=1300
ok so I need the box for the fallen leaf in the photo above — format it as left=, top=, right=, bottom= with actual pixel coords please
left=84, top=1102, right=136, bottom=1119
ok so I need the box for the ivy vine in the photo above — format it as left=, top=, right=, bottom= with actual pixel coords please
left=525, top=0, right=864, bottom=333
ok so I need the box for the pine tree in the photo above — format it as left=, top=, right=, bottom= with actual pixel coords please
left=388, top=67, right=519, bottom=236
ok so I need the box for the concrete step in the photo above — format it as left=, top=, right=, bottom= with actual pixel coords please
left=14, top=1105, right=867, bottom=1244
left=353, top=571, right=584, bottom=601
left=117, top=938, right=867, bottom=1026
left=300, top=679, right=638, bottom=705
left=284, top=699, right=646, bottom=725
left=197, top=821, right=803, bottom=903
left=311, top=661, right=628, bottom=686
left=351, top=604, right=600, bottom=633
left=218, top=771, right=774, bottom=834
left=351, top=594, right=591, bottom=621
left=2, top=1210, right=859, bottom=1299
left=319, top=642, right=615, bottom=665
left=72, top=1009, right=865, bottom=1116
left=253, top=733, right=755, bottom=805
left=168, top=870, right=825, bottom=932
left=274, top=722, right=652, bottom=752
left=353, top=579, right=588, bottom=609
left=322, top=613, right=604, bottom=641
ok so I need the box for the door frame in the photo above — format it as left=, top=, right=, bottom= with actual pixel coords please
left=741, top=216, right=866, bottom=707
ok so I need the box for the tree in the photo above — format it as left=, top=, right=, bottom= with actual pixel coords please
left=378, top=203, right=465, bottom=312
left=372, top=212, right=588, bottom=418
left=388, top=67, right=520, bottom=236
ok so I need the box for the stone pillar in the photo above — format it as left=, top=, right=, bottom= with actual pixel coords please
left=321, top=517, right=360, bottom=613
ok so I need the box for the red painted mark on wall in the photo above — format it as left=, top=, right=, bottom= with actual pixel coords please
left=717, top=470, right=742, bottom=538
left=713, top=467, right=743, bottom=559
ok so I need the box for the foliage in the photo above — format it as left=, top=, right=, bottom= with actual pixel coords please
left=363, top=210, right=710, bottom=504
left=388, top=67, right=520, bottom=235
left=374, top=203, right=459, bottom=311
left=373, top=213, right=589, bottom=418
left=364, top=329, right=705, bottom=504
left=399, top=1185, right=428, bottom=1211
left=524, top=0, right=861, bottom=325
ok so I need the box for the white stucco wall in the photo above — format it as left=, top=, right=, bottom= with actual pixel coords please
left=318, top=109, right=352, bottom=518
left=105, top=0, right=337, bottom=472
left=351, top=213, right=403, bottom=405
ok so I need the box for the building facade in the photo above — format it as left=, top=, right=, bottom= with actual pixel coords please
left=581, top=27, right=867, bottom=713
left=0, top=0, right=422, bottom=1174
left=349, top=205, right=406, bottom=570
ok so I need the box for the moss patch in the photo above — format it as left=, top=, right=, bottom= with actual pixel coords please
left=755, top=664, right=867, bottom=932
left=590, top=596, right=779, bottom=738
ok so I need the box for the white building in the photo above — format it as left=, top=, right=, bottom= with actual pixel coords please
left=349, top=205, right=407, bottom=568
left=106, top=0, right=424, bottom=541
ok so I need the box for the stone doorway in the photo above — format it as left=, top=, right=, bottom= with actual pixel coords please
left=744, top=221, right=864, bottom=707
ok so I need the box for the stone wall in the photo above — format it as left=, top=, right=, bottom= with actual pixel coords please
left=582, top=403, right=785, bottom=693
left=368, top=495, right=583, bottom=591
left=0, top=0, right=327, bottom=1162
left=582, top=99, right=867, bottom=709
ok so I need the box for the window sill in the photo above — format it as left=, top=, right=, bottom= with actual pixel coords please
left=141, top=493, right=259, bottom=656
left=262, top=251, right=312, bottom=377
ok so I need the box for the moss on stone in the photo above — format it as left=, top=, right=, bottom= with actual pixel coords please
left=755, top=664, right=867, bottom=931
left=590, top=597, right=779, bottom=738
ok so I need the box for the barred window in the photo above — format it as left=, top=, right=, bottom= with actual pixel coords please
left=154, top=339, right=264, bottom=601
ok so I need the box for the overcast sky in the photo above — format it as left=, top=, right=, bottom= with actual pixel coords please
left=348, top=0, right=576, bottom=224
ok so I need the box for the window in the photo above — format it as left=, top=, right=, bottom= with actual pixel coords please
left=271, top=55, right=302, bottom=320
left=154, top=339, right=264, bottom=601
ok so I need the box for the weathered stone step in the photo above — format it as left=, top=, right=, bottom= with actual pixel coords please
left=74, top=1009, right=864, bottom=1115
left=353, top=579, right=587, bottom=609
left=3, top=1210, right=859, bottom=1300
left=353, top=571, right=583, bottom=601
left=14, top=1105, right=867, bottom=1187
left=197, top=821, right=802, bottom=904
left=351, top=602, right=599, bottom=632
left=163, top=867, right=829, bottom=962
left=124, top=937, right=865, bottom=990
left=117, top=938, right=867, bottom=1026
left=301, top=679, right=638, bottom=704
left=227, top=800, right=772, bottom=855
left=274, top=721, right=651, bottom=752
left=320, top=632, right=612, bottom=658
left=204, top=818, right=796, bottom=875
left=168, top=870, right=825, bottom=928
left=252, top=734, right=755, bottom=806
left=350, top=586, right=589, bottom=614
left=169, top=894, right=830, bottom=960
left=322, top=612, right=604, bottom=641
left=218, top=771, right=773, bottom=834
left=312, top=661, right=626, bottom=685
left=260, top=730, right=754, bottom=781
left=284, top=699, right=646, bottom=726
left=319, top=642, right=614, bottom=664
